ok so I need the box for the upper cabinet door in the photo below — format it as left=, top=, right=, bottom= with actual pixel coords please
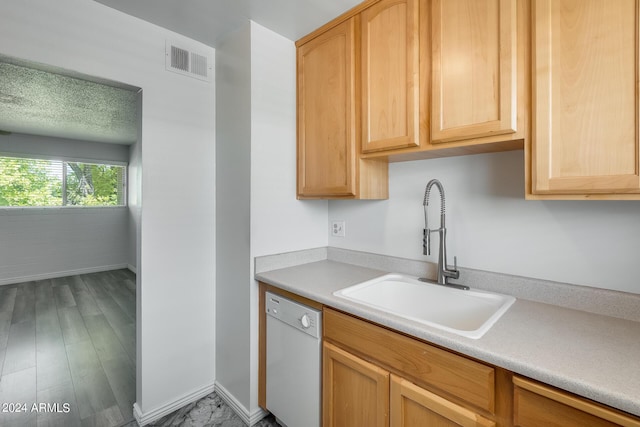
left=431, top=0, right=517, bottom=144
left=361, top=0, right=421, bottom=153
left=297, top=18, right=357, bottom=198
left=532, top=0, right=640, bottom=195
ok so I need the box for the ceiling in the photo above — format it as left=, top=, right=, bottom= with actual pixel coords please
left=93, top=0, right=362, bottom=47
left=0, top=57, right=140, bottom=145
left=0, top=1, right=359, bottom=145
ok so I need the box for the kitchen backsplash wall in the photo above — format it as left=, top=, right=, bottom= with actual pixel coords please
left=329, top=150, right=640, bottom=295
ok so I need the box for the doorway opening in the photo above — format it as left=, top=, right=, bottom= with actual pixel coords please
left=0, top=54, right=141, bottom=426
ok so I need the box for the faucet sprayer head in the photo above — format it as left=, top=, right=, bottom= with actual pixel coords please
left=423, top=179, right=447, bottom=257
left=423, top=179, right=446, bottom=230
left=423, top=179, right=446, bottom=215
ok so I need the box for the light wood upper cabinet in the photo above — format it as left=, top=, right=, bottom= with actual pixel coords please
left=530, top=0, right=640, bottom=198
left=361, top=0, right=422, bottom=153
left=431, top=0, right=518, bottom=144
left=323, top=341, right=389, bottom=427
left=391, top=375, right=496, bottom=427
left=297, top=18, right=357, bottom=198
left=297, top=16, right=388, bottom=199
left=296, top=0, right=528, bottom=196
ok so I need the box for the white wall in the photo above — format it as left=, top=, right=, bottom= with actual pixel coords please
left=0, top=0, right=216, bottom=418
left=0, top=133, right=133, bottom=284
left=249, top=23, right=328, bottom=259
left=215, top=22, right=252, bottom=411
left=0, top=207, right=129, bottom=284
left=249, top=21, right=328, bottom=414
left=215, top=21, right=328, bottom=421
left=329, top=150, right=640, bottom=294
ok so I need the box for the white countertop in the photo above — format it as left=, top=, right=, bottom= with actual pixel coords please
left=256, top=259, right=640, bottom=417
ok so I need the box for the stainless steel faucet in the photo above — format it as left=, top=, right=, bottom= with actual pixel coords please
left=420, top=179, right=467, bottom=290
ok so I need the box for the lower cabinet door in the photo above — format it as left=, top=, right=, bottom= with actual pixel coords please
left=323, top=342, right=389, bottom=427
left=390, top=375, right=495, bottom=427
left=513, top=376, right=640, bottom=427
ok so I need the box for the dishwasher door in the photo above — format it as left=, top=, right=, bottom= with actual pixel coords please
left=266, top=292, right=321, bottom=427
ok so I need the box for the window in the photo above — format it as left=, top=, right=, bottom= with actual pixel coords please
left=0, top=156, right=126, bottom=207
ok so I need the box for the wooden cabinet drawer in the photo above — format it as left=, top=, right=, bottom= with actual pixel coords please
left=513, top=376, right=640, bottom=427
left=324, top=307, right=495, bottom=413
left=391, top=374, right=496, bottom=427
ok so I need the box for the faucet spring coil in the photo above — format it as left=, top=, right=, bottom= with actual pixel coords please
left=423, top=180, right=446, bottom=216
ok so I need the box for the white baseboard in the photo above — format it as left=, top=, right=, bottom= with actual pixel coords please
left=0, top=264, right=129, bottom=286
left=214, top=381, right=269, bottom=426
left=127, top=264, right=137, bottom=274
left=133, top=402, right=144, bottom=425
left=133, top=382, right=216, bottom=426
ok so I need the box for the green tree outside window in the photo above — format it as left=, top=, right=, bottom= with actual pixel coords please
left=0, top=156, right=125, bottom=207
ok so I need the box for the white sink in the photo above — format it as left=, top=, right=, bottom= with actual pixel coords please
left=333, top=274, right=515, bottom=339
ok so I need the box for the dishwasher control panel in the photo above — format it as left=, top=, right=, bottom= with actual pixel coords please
left=266, top=292, right=321, bottom=339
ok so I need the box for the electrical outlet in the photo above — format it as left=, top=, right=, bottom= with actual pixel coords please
left=331, top=220, right=346, bottom=237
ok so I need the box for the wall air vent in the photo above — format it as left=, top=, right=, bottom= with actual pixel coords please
left=165, top=40, right=212, bottom=82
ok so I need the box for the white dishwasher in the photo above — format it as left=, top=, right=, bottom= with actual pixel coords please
left=266, top=292, right=321, bottom=427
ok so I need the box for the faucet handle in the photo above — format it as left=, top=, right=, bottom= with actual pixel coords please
left=423, top=229, right=432, bottom=256
left=446, top=256, right=460, bottom=280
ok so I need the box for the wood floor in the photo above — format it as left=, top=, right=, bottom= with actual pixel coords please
left=0, top=269, right=136, bottom=427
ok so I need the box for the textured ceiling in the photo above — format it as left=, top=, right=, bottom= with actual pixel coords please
left=93, top=0, right=362, bottom=47
left=0, top=59, right=139, bottom=145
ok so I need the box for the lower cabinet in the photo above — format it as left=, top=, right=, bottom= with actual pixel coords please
left=323, top=342, right=389, bottom=427
left=259, top=285, right=640, bottom=427
left=323, top=307, right=500, bottom=427
left=513, top=377, right=640, bottom=427
left=323, top=341, right=495, bottom=427
left=321, top=306, right=640, bottom=427
left=391, top=375, right=495, bottom=427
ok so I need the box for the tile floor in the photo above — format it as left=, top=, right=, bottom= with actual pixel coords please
left=122, top=392, right=281, bottom=427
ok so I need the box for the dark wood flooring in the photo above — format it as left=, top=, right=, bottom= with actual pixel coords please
left=0, top=269, right=136, bottom=427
